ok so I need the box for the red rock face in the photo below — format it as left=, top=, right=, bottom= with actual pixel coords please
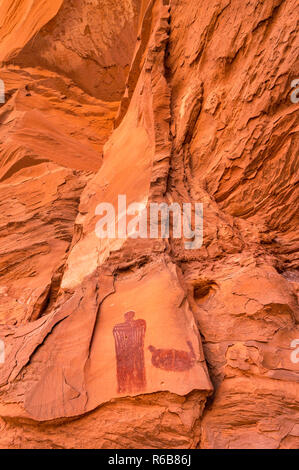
left=0, top=0, right=298, bottom=449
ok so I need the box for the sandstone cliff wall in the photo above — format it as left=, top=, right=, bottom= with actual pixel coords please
left=0, top=0, right=298, bottom=449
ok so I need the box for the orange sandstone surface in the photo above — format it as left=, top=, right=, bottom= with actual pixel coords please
left=0, top=0, right=298, bottom=449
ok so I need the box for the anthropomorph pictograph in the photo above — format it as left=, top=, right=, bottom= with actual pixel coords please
left=148, top=340, right=196, bottom=371
left=113, top=311, right=146, bottom=393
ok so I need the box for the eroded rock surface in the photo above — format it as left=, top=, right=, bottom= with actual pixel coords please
left=0, top=0, right=298, bottom=449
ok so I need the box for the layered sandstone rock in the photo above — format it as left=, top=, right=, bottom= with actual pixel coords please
left=0, top=0, right=298, bottom=449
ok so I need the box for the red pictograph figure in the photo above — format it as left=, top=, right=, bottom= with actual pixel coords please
left=113, top=311, right=146, bottom=393
left=148, top=340, right=196, bottom=372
